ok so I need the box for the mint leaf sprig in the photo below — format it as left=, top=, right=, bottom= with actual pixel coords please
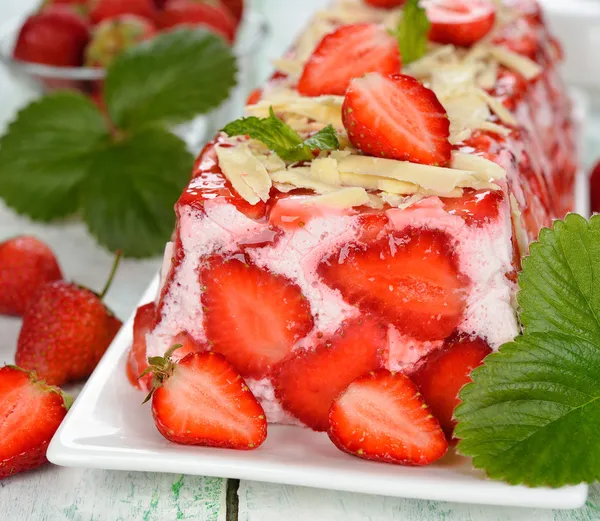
left=0, top=29, right=237, bottom=258
left=396, top=0, right=431, bottom=65
left=455, top=214, right=600, bottom=487
left=222, top=107, right=340, bottom=162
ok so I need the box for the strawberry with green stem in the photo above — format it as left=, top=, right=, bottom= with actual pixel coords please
left=16, top=252, right=124, bottom=386
left=142, top=346, right=267, bottom=449
left=0, top=366, right=72, bottom=480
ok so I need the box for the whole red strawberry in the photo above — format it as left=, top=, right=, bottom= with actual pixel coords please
left=144, top=348, right=267, bottom=449
left=13, top=6, right=91, bottom=67
left=90, top=0, right=156, bottom=25
left=159, top=0, right=237, bottom=43
left=590, top=160, right=600, bottom=214
left=85, top=15, right=157, bottom=67
left=0, top=366, right=71, bottom=480
left=15, top=254, right=123, bottom=386
left=0, top=236, right=63, bottom=316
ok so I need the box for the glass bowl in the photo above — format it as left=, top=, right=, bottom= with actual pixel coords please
left=0, top=10, right=269, bottom=150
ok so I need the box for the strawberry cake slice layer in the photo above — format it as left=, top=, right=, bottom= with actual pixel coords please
left=132, top=0, right=577, bottom=438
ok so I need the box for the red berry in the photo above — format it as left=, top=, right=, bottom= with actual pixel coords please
left=423, top=0, right=496, bottom=47
left=159, top=0, right=237, bottom=43
left=318, top=228, right=468, bottom=341
left=201, top=257, right=314, bottom=378
left=274, top=317, right=387, bottom=431
left=127, top=302, right=157, bottom=389
left=148, top=350, right=267, bottom=449
left=411, top=335, right=492, bottom=438
left=13, top=6, right=90, bottom=67
left=85, top=15, right=157, bottom=67
left=342, top=73, right=451, bottom=165
left=90, top=0, right=156, bottom=24
left=590, top=161, right=600, bottom=214
left=298, top=24, right=401, bottom=97
left=328, top=369, right=448, bottom=466
left=0, top=366, right=70, bottom=479
left=0, top=236, right=62, bottom=317
left=220, top=0, right=244, bottom=24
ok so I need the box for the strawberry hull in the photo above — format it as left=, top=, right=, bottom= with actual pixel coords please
left=134, top=0, right=577, bottom=436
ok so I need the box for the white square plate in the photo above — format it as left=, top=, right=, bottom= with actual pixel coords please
left=47, top=91, right=592, bottom=510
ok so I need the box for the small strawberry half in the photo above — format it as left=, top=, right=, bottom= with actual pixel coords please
left=145, top=348, right=267, bottom=449
left=343, top=73, right=451, bottom=165
left=273, top=317, right=387, bottom=431
left=127, top=302, right=157, bottom=389
left=411, top=334, right=492, bottom=438
left=159, top=0, right=237, bottom=43
left=590, top=160, right=600, bottom=214
left=201, top=256, right=313, bottom=379
left=298, top=24, right=401, bottom=97
left=365, top=0, right=406, bottom=7
left=0, top=236, right=63, bottom=317
left=328, top=369, right=448, bottom=466
left=442, top=189, right=504, bottom=227
left=16, top=253, right=123, bottom=386
left=0, top=366, right=71, bottom=479
left=423, top=0, right=496, bottom=47
left=318, top=228, right=467, bottom=341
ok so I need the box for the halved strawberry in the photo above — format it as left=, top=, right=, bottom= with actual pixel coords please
left=273, top=317, right=387, bottom=432
left=146, top=349, right=267, bottom=449
left=0, top=366, right=70, bottom=479
left=328, top=369, right=448, bottom=465
left=201, top=257, right=313, bottom=379
left=318, top=228, right=467, bottom=341
left=343, top=73, right=451, bottom=165
left=127, top=302, right=156, bottom=389
left=423, top=0, right=496, bottom=47
left=442, top=189, right=504, bottom=226
left=365, top=0, right=406, bottom=7
left=298, top=24, right=401, bottom=97
left=411, top=334, right=492, bottom=438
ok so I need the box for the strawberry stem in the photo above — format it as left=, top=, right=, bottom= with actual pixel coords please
left=100, top=250, right=123, bottom=300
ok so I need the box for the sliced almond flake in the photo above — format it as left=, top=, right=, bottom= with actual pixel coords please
left=255, top=152, right=286, bottom=173
left=318, top=0, right=392, bottom=25
left=274, top=182, right=296, bottom=193
left=451, top=128, right=475, bottom=145
left=376, top=178, right=419, bottom=195
left=329, top=149, right=353, bottom=161
left=404, top=45, right=458, bottom=78
left=246, top=92, right=344, bottom=129
left=476, top=88, right=518, bottom=126
left=510, top=193, right=529, bottom=256
left=215, top=144, right=272, bottom=205
left=270, top=169, right=338, bottom=194
left=312, top=157, right=341, bottom=185
left=272, top=58, right=303, bottom=78
left=302, top=186, right=370, bottom=209
left=478, top=121, right=512, bottom=136
left=337, top=155, right=482, bottom=194
left=488, top=45, right=543, bottom=81
left=451, top=152, right=507, bottom=181
left=477, top=59, right=499, bottom=90
left=367, top=193, right=384, bottom=209
left=380, top=192, right=409, bottom=208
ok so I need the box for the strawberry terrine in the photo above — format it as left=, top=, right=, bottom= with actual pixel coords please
left=129, top=0, right=577, bottom=463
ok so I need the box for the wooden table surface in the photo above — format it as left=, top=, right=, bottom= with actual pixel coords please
left=0, top=0, right=599, bottom=519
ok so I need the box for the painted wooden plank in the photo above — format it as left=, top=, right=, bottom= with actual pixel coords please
left=0, top=466, right=227, bottom=521
left=238, top=482, right=600, bottom=521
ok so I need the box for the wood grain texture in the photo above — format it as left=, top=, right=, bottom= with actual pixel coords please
left=238, top=482, right=600, bottom=521
left=0, top=466, right=227, bottom=521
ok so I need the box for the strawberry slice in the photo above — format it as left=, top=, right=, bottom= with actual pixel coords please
left=147, top=349, right=267, bottom=449
left=342, top=73, right=451, bottom=165
left=273, top=317, right=387, bottom=431
left=365, top=0, right=406, bottom=7
left=201, top=257, right=314, bottom=379
left=423, top=0, right=496, bottom=47
left=328, top=369, right=448, bottom=465
left=127, top=302, right=156, bottom=390
left=411, top=335, right=492, bottom=438
left=0, top=366, right=70, bottom=479
left=298, top=24, right=401, bottom=97
left=318, top=228, right=467, bottom=341
left=442, top=189, right=504, bottom=226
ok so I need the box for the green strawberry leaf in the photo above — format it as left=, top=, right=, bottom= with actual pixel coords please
left=455, top=214, right=600, bottom=487
left=222, top=108, right=339, bottom=162
left=105, top=29, right=237, bottom=131
left=0, top=93, right=109, bottom=220
left=81, top=126, right=193, bottom=258
left=397, top=0, right=431, bottom=66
